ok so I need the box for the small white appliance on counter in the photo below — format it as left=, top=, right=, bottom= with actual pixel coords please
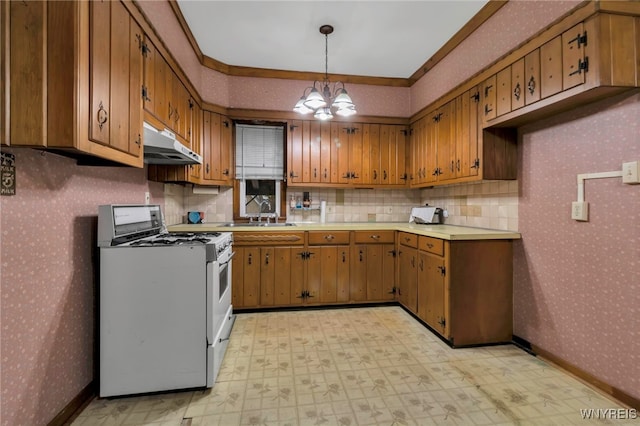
left=409, top=206, right=445, bottom=224
left=97, top=204, right=234, bottom=397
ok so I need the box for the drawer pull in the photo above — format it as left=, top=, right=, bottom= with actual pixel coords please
left=370, top=235, right=380, bottom=240
left=427, top=243, right=433, bottom=249
left=324, top=235, right=335, bottom=241
left=404, top=237, right=411, bottom=242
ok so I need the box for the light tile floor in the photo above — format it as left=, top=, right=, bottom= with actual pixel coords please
left=72, top=307, right=637, bottom=425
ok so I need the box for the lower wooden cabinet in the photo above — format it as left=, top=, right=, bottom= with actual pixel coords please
left=230, top=229, right=513, bottom=347
left=352, top=231, right=396, bottom=302
left=410, top=237, right=513, bottom=347
left=398, top=233, right=418, bottom=313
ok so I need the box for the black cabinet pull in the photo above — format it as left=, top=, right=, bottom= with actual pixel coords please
left=314, top=168, right=317, bottom=178
left=528, top=76, right=536, bottom=95
left=265, top=253, right=269, bottom=265
left=456, top=159, right=460, bottom=172
left=324, top=168, right=328, bottom=179
left=373, top=170, right=377, bottom=180
left=410, top=256, right=415, bottom=268
left=513, top=82, right=521, bottom=101
left=419, top=259, right=424, bottom=271
left=383, top=170, right=387, bottom=180
left=359, top=250, right=364, bottom=262
left=248, top=254, right=252, bottom=265
left=342, top=252, right=346, bottom=263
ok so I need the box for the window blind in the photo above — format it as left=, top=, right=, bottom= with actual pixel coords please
left=235, top=124, right=284, bottom=179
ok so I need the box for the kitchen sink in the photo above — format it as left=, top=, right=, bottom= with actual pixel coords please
left=222, top=222, right=296, bottom=227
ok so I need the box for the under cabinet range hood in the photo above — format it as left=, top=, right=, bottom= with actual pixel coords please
left=143, top=122, right=202, bottom=165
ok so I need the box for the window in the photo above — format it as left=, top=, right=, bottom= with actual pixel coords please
left=234, top=123, right=285, bottom=220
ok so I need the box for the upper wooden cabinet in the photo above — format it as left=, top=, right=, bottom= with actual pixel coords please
left=410, top=86, right=510, bottom=188
left=201, top=111, right=234, bottom=185
left=3, top=0, right=143, bottom=167
left=287, top=120, right=407, bottom=188
left=483, top=11, right=640, bottom=127
left=142, top=37, right=192, bottom=146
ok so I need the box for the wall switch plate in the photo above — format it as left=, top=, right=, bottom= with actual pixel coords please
left=622, top=161, right=639, bottom=184
left=385, top=206, right=393, bottom=214
left=145, top=192, right=150, bottom=205
left=571, top=201, right=588, bottom=221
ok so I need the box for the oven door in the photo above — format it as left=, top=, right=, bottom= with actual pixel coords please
left=206, top=247, right=234, bottom=386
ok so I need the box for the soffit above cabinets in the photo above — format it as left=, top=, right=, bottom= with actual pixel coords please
left=175, top=0, right=490, bottom=79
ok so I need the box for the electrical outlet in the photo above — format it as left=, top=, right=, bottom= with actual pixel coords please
left=385, top=206, right=393, bottom=214
left=571, top=201, right=588, bottom=221
left=622, top=161, right=639, bottom=184
left=145, top=192, right=150, bottom=205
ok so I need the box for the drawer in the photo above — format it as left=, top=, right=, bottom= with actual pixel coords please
left=354, top=230, right=395, bottom=244
left=308, top=231, right=350, bottom=245
left=232, top=232, right=305, bottom=246
left=398, top=232, right=418, bottom=248
left=418, top=236, right=444, bottom=256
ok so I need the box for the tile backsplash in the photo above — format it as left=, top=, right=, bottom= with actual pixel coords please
left=163, top=181, right=517, bottom=230
left=421, top=180, right=519, bottom=231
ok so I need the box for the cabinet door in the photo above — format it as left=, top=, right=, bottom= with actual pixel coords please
left=511, top=58, right=525, bottom=110
left=287, top=121, right=303, bottom=183
left=378, top=125, right=389, bottom=185
left=273, top=247, right=296, bottom=305
left=562, top=23, right=586, bottom=90
left=496, top=66, right=511, bottom=117
left=417, top=251, right=446, bottom=335
left=220, top=116, right=233, bottom=183
left=424, top=111, right=439, bottom=184
left=142, top=36, right=156, bottom=116
left=336, top=247, right=350, bottom=302
left=320, top=121, right=332, bottom=183
left=242, top=247, right=260, bottom=307
left=301, top=120, right=312, bottom=182
left=481, top=74, right=496, bottom=122
left=455, top=88, right=480, bottom=179
left=335, top=124, right=351, bottom=184
left=398, top=246, right=418, bottom=313
left=524, top=49, right=541, bottom=105
left=350, top=245, right=367, bottom=301
left=260, top=247, right=275, bottom=306
left=540, top=36, right=563, bottom=99
left=435, top=101, right=456, bottom=182
left=189, top=102, right=202, bottom=181
left=89, top=1, right=141, bottom=156
left=349, top=124, right=363, bottom=184
left=361, top=124, right=377, bottom=184
left=309, top=121, right=322, bottom=183
left=316, top=246, right=339, bottom=303
left=202, top=111, right=212, bottom=180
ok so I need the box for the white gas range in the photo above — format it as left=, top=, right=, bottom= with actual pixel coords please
left=97, top=204, right=234, bottom=398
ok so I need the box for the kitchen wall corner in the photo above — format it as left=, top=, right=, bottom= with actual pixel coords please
left=163, top=184, right=234, bottom=225
left=421, top=180, right=519, bottom=231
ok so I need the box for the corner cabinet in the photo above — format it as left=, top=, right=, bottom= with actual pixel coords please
left=4, top=0, right=144, bottom=166
left=481, top=11, right=640, bottom=128
left=412, top=237, right=513, bottom=347
left=410, top=88, right=516, bottom=188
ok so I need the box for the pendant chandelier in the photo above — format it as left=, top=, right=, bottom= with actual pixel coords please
left=293, top=25, right=356, bottom=120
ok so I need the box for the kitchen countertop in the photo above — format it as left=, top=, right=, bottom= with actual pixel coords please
left=167, top=222, right=521, bottom=241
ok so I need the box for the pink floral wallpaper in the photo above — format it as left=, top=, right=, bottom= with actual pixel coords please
left=410, top=0, right=581, bottom=114
left=0, top=149, right=163, bottom=425
left=515, top=92, right=640, bottom=400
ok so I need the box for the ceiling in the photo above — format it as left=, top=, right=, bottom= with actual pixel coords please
left=175, top=1, right=490, bottom=79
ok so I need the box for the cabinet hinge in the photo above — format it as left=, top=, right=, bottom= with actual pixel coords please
left=471, top=158, right=480, bottom=169
left=140, top=41, right=150, bottom=57
left=388, top=286, right=397, bottom=295
left=401, top=129, right=408, bottom=136
left=471, top=92, right=480, bottom=103
left=141, top=85, right=150, bottom=101
left=223, top=120, right=230, bottom=128
left=433, top=113, right=442, bottom=123
left=569, top=57, right=589, bottom=76
left=437, top=266, right=446, bottom=276
left=568, top=31, right=587, bottom=48
left=438, top=317, right=446, bottom=327
left=388, top=249, right=397, bottom=257
left=188, top=98, right=194, bottom=109
left=289, top=124, right=298, bottom=131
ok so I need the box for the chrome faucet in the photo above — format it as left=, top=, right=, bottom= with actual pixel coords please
left=257, top=198, right=271, bottom=223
